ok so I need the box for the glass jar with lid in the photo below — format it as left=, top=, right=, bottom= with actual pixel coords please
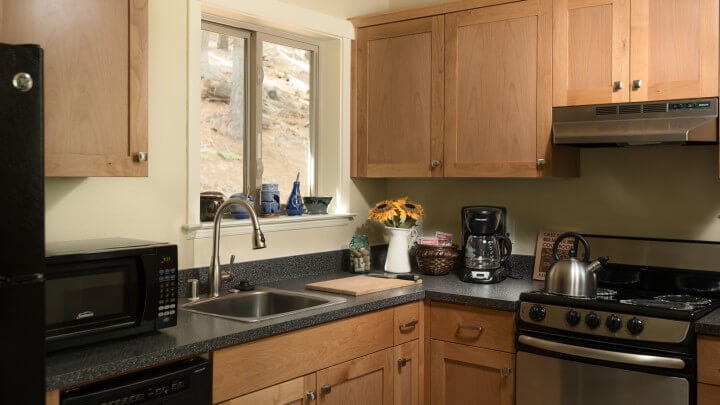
left=349, top=235, right=371, bottom=273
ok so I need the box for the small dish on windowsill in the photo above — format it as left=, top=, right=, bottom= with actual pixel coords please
left=303, top=196, right=333, bottom=215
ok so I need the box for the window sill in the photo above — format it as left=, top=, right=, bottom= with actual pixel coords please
left=182, top=213, right=358, bottom=239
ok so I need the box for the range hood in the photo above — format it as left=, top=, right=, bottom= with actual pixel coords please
left=552, top=98, right=718, bottom=146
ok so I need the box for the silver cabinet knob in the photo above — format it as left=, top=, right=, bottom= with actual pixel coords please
left=537, top=158, right=546, bottom=168
left=134, top=151, right=148, bottom=162
left=12, top=72, right=33, bottom=92
left=613, top=81, right=623, bottom=91
left=321, top=384, right=332, bottom=395
left=501, top=367, right=511, bottom=377
left=632, top=79, right=642, bottom=90
left=398, top=357, right=412, bottom=368
left=431, top=160, right=441, bottom=169
left=306, top=391, right=317, bottom=401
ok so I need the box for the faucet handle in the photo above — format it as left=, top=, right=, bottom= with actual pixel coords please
left=221, top=254, right=235, bottom=283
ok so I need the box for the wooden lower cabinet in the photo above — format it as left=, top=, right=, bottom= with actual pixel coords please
left=223, top=349, right=395, bottom=405
left=394, top=340, right=420, bottom=405
left=430, top=339, right=514, bottom=405
left=699, top=382, right=720, bottom=405
left=317, top=349, right=393, bottom=404
left=220, top=374, right=316, bottom=405
left=213, top=305, right=425, bottom=404
left=698, top=335, right=720, bottom=404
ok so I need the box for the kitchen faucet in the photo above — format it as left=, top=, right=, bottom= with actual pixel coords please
left=209, top=198, right=266, bottom=297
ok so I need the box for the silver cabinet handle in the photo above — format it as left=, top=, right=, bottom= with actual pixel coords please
left=134, top=151, right=148, bottom=162
left=12, top=72, right=33, bottom=92
left=501, top=367, right=511, bottom=377
left=321, top=384, right=332, bottom=395
left=537, top=158, right=546, bottom=169
left=431, top=160, right=441, bottom=169
left=306, top=391, right=317, bottom=401
left=399, top=319, right=418, bottom=331
left=613, top=81, right=623, bottom=91
left=398, top=357, right=412, bottom=368
left=632, top=79, right=642, bottom=90
left=456, top=323, right=483, bottom=333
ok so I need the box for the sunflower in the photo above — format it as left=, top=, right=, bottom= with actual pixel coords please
left=368, top=197, right=425, bottom=228
left=368, top=200, right=396, bottom=224
left=399, top=201, right=424, bottom=221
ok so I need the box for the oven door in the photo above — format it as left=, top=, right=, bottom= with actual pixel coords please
left=516, top=334, right=692, bottom=405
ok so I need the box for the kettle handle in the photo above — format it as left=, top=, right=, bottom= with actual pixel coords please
left=552, top=232, right=590, bottom=262
left=497, top=234, right=513, bottom=262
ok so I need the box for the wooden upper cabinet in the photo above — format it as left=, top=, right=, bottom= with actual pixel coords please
left=1, top=0, right=149, bottom=177
left=553, top=0, right=630, bottom=106
left=630, top=0, right=718, bottom=101
left=354, top=16, right=444, bottom=177
left=444, top=0, right=554, bottom=177
left=554, top=0, right=719, bottom=106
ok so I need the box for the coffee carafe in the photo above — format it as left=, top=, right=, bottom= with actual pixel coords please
left=461, top=206, right=512, bottom=284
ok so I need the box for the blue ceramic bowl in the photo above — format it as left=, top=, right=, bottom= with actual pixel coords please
left=302, top=196, right=332, bottom=214
left=229, top=193, right=254, bottom=219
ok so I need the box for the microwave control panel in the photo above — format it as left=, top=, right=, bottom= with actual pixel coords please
left=157, top=245, right=178, bottom=328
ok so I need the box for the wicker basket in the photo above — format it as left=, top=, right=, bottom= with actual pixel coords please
left=415, top=244, right=459, bottom=276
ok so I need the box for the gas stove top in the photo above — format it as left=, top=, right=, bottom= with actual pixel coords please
left=520, top=288, right=719, bottom=321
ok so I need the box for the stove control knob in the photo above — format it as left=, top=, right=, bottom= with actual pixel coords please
left=566, top=309, right=581, bottom=326
left=605, top=314, right=622, bottom=332
left=627, top=317, right=644, bottom=335
left=585, top=312, right=601, bottom=329
left=528, top=304, right=547, bottom=322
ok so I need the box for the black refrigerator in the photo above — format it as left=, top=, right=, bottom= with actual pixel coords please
left=0, top=43, right=46, bottom=404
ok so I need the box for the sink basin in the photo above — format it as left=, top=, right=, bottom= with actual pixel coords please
left=180, top=287, right=346, bottom=322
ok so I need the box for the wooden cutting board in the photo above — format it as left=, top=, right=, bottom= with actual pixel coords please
left=305, top=275, right=422, bottom=296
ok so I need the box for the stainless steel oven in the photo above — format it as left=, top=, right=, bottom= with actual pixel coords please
left=516, top=333, right=691, bottom=405
left=516, top=235, right=720, bottom=405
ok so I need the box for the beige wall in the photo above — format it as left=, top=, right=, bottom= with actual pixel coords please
left=389, top=146, right=720, bottom=255
left=44, top=0, right=381, bottom=270
left=44, top=0, right=720, bottom=272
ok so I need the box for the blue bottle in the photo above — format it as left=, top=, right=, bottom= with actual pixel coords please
left=286, top=175, right=303, bottom=216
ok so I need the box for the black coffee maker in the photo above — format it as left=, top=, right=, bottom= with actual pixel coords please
left=461, top=206, right=512, bottom=283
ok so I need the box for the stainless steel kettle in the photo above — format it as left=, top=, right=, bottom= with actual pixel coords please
left=544, top=232, right=609, bottom=298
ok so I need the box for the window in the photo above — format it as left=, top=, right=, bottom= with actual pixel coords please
left=200, top=19, right=318, bottom=208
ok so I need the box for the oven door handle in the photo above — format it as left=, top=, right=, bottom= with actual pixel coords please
left=518, top=335, right=686, bottom=370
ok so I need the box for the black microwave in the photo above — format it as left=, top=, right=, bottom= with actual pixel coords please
left=44, top=238, right=178, bottom=351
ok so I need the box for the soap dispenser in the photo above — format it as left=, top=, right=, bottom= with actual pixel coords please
left=286, top=172, right=303, bottom=216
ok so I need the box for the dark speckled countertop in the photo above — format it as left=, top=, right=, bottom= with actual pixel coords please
left=45, top=246, right=720, bottom=392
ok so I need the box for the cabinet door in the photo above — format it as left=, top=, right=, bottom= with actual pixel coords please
left=553, top=0, right=630, bottom=106
left=630, top=0, right=719, bottom=101
left=699, top=383, right=720, bottom=405
left=354, top=16, right=444, bottom=178
left=444, top=0, right=553, bottom=177
left=221, top=374, right=316, bottom=405
left=394, top=340, right=420, bottom=405
left=1, top=0, right=148, bottom=177
left=317, top=348, right=393, bottom=405
left=430, top=340, right=514, bottom=405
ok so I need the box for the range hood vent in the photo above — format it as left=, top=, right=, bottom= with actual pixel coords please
left=553, top=98, right=718, bottom=146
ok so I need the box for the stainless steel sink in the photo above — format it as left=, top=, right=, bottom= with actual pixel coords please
left=180, top=287, right=346, bottom=322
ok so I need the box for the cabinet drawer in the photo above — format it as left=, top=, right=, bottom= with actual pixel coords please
left=394, top=301, right=421, bottom=345
left=698, top=335, right=720, bottom=385
left=430, top=302, right=515, bottom=352
left=212, top=308, right=394, bottom=403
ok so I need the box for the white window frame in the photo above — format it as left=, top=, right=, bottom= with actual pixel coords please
left=184, top=3, right=356, bottom=239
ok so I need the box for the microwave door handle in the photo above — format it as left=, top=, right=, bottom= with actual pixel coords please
left=517, top=335, right=686, bottom=370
